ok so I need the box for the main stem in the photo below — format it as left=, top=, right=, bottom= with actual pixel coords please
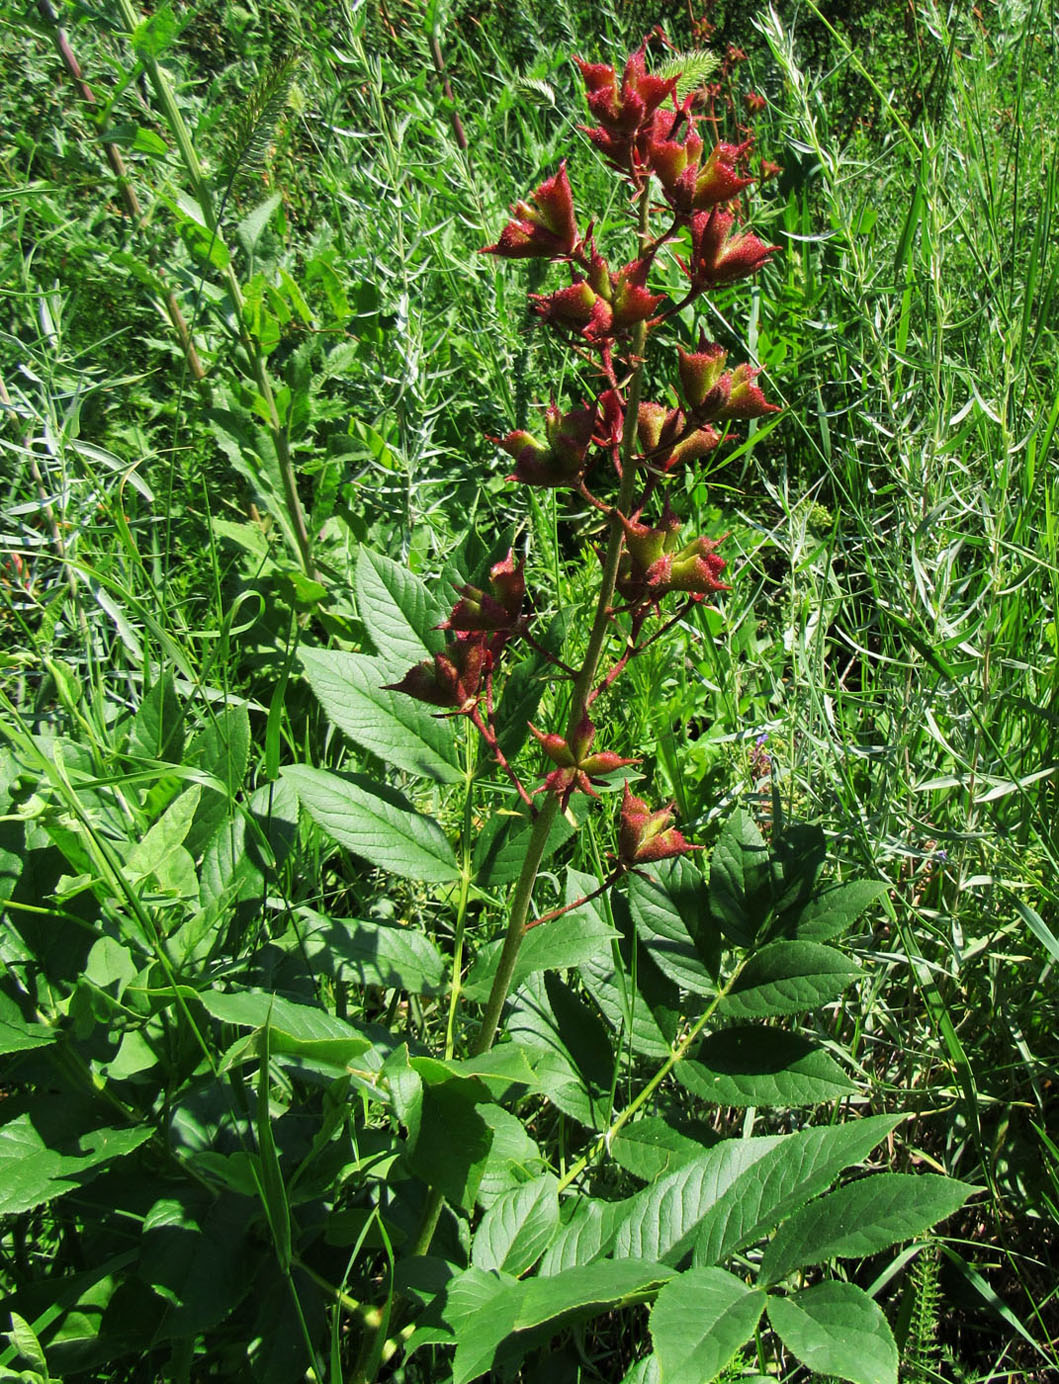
left=470, top=185, right=654, bottom=1059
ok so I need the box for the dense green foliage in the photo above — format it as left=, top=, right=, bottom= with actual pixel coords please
left=1, top=0, right=1057, bottom=1380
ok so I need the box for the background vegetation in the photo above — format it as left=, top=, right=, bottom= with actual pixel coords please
left=1, top=0, right=1056, bottom=1378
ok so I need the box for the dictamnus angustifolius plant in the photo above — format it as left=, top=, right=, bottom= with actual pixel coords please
left=284, top=35, right=976, bottom=1384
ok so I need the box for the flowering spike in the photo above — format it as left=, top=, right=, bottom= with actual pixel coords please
left=530, top=714, right=638, bottom=809
left=444, top=550, right=527, bottom=638
left=496, top=402, right=597, bottom=488
left=668, top=536, right=730, bottom=595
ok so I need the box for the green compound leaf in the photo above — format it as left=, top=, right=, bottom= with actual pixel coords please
left=282, top=764, right=459, bottom=882
left=678, top=1028, right=857, bottom=1107
left=760, top=1172, right=977, bottom=1285
left=767, top=1281, right=898, bottom=1384
left=356, top=547, right=446, bottom=680
left=719, top=941, right=861, bottom=1018
left=650, top=1268, right=765, bottom=1384
left=300, top=647, right=462, bottom=783
left=450, top=1260, right=675, bottom=1384
left=471, top=1173, right=560, bottom=1276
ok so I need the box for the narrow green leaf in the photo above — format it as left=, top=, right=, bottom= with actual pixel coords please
left=356, top=547, right=446, bottom=680
left=693, top=1115, right=904, bottom=1267
left=516, top=1258, right=674, bottom=1329
left=471, top=1173, right=561, bottom=1276
left=719, top=941, right=861, bottom=1018
left=678, top=1028, right=857, bottom=1107
left=760, top=1173, right=977, bottom=1285
left=282, top=764, right=459, bottom=882
left=620, top=1354, right=661, bottom=1384
left=650, top=1268, right=765, bottom=1383
left=767, top=1282, right=898, bottom=1384
left=299, top=647, right=462, bottom=784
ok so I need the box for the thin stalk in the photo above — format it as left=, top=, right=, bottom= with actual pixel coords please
left=113, top=0, right=317, bottom=581
left=558, top=963, right=741, bottom=1193
left=470, top=185, right=654, bottom=1060
left=445, top=724, right=478, bottom=1060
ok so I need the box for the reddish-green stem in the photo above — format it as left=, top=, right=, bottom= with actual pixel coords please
left=470, top=182, right=655, bottom=1059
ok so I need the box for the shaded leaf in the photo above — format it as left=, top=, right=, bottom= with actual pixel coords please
left=678, top=1028, right=857, bottom=1107
left=628, top=862, right=716, bottom=997
left=610, top=1116, right=713, bottom=1182
left=780, top=880, right=890, bottom=942
left=0, top=1112, right=152, bottom=1216
left=709, top=809, right=771, bottom=946
left=299, top=907, right=446, bottom=995
left=472, top=797, right=588, bottom=890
